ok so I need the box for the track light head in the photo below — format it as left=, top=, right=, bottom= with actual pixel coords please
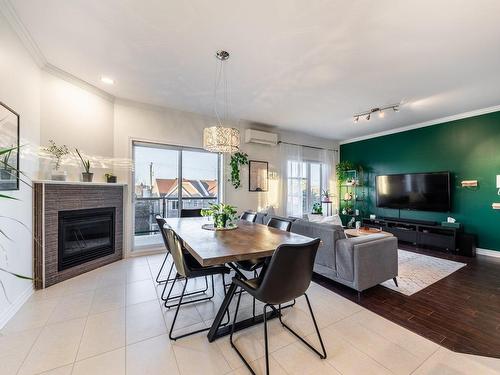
left=393, top=106, right=399, bottom=112
left=366, top=114, right=370, bottom=121
left=354, top=116, right=359, bottom=123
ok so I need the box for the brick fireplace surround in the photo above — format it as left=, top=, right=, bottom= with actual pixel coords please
left=33, top=181, right=125, bottom=289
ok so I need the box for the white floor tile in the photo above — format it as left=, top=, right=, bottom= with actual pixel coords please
left=1, top=298, right=58, bottom=333
left=126, top=300, right=166, bottom=344
left=18, top=317, right=86, bottom=375
left=126, top=334, right=179, bottom=375
left=90, top=284, right=126, bottom=315
left=72, top=347, right=125, bottom=375
left=77, top=308, right=125, bottom=360
left=126, top=279, right=158, bottom=306
left=47, top=291, right=94, bottom=324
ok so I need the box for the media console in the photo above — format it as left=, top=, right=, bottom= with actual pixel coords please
left=362, top=217, right=462, bottom=252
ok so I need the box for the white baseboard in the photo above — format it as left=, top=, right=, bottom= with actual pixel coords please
left=476, top=248, right=500, bottom=258
left=0, top=285, right=34, bottom=329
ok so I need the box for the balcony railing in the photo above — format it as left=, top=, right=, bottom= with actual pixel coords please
left=134, top=196, right=217, bottom=236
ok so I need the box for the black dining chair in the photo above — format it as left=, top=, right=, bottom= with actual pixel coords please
left=161, top=224, right=231, bottom=340
left=234, top=215, right=293, bottom=316
left=267, top=217, right=292, bottom=232
left=156, top=215, right=210, bottom=303
left=180, top=208, right=202, bottom=217
left=229, top=238, right=326, bottom=375
left=240, top=211, right=257, bottom=223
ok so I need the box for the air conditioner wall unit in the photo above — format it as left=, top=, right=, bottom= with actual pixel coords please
left=244, top=129, right=278, bottom=146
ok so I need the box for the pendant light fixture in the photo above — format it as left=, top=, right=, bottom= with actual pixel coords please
left=203, top=50, right=240, bottom=153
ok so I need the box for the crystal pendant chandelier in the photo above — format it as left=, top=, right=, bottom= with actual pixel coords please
left=203, top=50, right=240, bottom=153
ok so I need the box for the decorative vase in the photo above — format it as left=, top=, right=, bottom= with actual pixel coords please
left=82, top=172, right=93, bottom=182
left=51, top=169, right=67, bottom=181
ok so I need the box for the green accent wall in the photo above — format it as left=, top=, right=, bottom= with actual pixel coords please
left=340, top=111, right=500, bottom=251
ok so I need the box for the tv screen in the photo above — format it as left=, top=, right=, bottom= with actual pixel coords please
left=376, top=172, right=451, bottom=212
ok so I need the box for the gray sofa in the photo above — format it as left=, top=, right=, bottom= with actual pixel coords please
left=255, top=212, right=398, bottom=293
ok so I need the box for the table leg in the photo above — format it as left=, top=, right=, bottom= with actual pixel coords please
left=208, top=282, right=237, bottom=342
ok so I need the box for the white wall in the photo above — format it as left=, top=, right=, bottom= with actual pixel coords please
left=114, top=99, right=337, bottom=253
left=40, top=70, right=114, bottom=182
left=0, top=15, right=41, bottom=325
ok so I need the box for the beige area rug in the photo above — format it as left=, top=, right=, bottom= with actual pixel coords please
left=381, top=249, right=467, bottom=296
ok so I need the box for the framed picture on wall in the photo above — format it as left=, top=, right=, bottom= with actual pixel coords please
left=0, top=102, right=20, bottom=191
left=249, top=160, right=268, bottom=192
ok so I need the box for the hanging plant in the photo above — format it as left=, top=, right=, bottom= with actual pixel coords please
left=229, top=152, right=248, bottom=189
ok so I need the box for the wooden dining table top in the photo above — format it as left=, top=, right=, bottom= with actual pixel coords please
left=164, top=217, right=314, bottom=266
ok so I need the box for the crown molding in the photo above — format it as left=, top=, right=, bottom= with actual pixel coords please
left=0, top=0, right=47, bottom=67
left=43, top=64, right=115, bottom=102
left=340, top=104, right=500, bottom=145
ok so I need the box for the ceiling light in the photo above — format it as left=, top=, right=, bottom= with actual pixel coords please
left=203, top=50, right=240, bottom=153
left=353, top=103, right=400, bottom=123
left=101, top=76, right=114, bottom=85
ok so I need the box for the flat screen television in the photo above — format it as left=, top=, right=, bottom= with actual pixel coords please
left=376, top=172, right=451, bottom=212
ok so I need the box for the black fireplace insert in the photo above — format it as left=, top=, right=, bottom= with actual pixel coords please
left=58, top=207, right=116, bottom=271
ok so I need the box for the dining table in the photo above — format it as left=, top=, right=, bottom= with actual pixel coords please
left=164, top=217, right=314, bottom=342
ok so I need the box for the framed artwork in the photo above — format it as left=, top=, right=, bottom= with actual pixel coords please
left=0, top=102, right=20, bottom=191
left=249, top=160, right=268, bottom=192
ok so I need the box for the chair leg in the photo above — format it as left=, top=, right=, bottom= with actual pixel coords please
left=230, top=289, right=256, bottom=374
left=168, top=277, right=210, bottom=340
left=393, top=277, right=398, bottom=287
left=164, top=274, right=215, bottom=308
left=263, top=304, right=270, bottom=375
left=155, top=252, right=169, bottom=284
left=252, top=270, right=257, bottom=318
left=162, top=273, right=211, bottom=304
left=278, top=294, right=327, bottom=359
left=220, top=273, right=231, bottom=326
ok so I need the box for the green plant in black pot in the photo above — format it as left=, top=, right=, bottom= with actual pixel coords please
left=229, top=152, right=248, bottom=189
left=201, top=203, right=237, bottom=229
left=105, top=173, right=117, bottom=183
left=311, top=202, right=323, bottom=215
left=75, top=148, right=93, bottom=182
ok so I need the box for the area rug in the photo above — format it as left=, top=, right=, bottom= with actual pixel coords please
left=380, top=249, right=467, bottom=296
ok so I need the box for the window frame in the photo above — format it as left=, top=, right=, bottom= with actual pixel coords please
left=287, top=160, right=323, bottom=215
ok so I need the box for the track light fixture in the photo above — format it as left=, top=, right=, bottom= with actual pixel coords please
left=353, top=104, right=400, bottom=123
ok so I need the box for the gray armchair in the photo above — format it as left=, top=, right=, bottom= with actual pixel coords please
left=334, top=234, right=398, bottom=293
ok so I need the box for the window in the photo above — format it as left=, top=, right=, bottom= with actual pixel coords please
left=132, top=142, right=220, bottom=249
left=287, top=161, right=323, bottom=216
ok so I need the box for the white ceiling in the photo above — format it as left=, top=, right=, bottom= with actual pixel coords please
left=8, top=0, right=500, bottom=140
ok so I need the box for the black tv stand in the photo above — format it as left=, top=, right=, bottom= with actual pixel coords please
left=379, top=216, right=437, bottom=227
left=363, top=217, right=462, bottom=252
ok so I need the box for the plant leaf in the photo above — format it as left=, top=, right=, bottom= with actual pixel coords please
left=0, top=228, right=12, bottom=241
left=0, top=194, right=17, bottom=200
left=0, top=279, right=11, bottom=304
left=0, top=267, right=32, bottom=280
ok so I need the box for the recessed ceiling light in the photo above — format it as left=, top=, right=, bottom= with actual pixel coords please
left=101, top=76, right=114, bottom=85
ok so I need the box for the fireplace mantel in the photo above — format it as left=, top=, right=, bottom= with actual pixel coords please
left=33, top=182, right=125, bottom=288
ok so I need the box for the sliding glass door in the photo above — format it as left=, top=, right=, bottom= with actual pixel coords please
left=133, top=141, right=220, bottom=249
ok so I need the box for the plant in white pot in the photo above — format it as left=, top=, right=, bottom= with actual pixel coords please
left=43, top=140, right=69, bottom=181
left=75, top=148, right=93, bottom=182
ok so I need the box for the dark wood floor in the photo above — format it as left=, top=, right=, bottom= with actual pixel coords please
left=312, top=244, right=500, bottom=358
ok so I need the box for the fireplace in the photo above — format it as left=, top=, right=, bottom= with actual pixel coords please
left=58, top=207, right=116, bottom=271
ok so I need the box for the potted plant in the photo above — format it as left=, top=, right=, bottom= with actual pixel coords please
left=75, top=148, right=93, bottom=182
left=105, top=173, right=117, bottom=183
left=311, top=202, right=323, bottom=215
left=322, top=189, right=331, bottom=203
left=43, top=140, right=69, bottom=181
left=229, top=152, right=248, bottom=189
left=201, top=203, right=237, bottom=229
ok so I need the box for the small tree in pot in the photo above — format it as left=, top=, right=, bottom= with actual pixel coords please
left=75, top=148, right=93, bottom=182
left=201, top=203, right=237, bottom=229
left=43, top=140, right=69, bottom=181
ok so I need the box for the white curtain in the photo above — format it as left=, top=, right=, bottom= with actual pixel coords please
left=279, top=143, right=304, bottom=217
left=318, top=148, right=336, bottom=198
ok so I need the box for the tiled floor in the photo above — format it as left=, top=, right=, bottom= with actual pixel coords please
left=1, top=254, right=499, bottom=375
